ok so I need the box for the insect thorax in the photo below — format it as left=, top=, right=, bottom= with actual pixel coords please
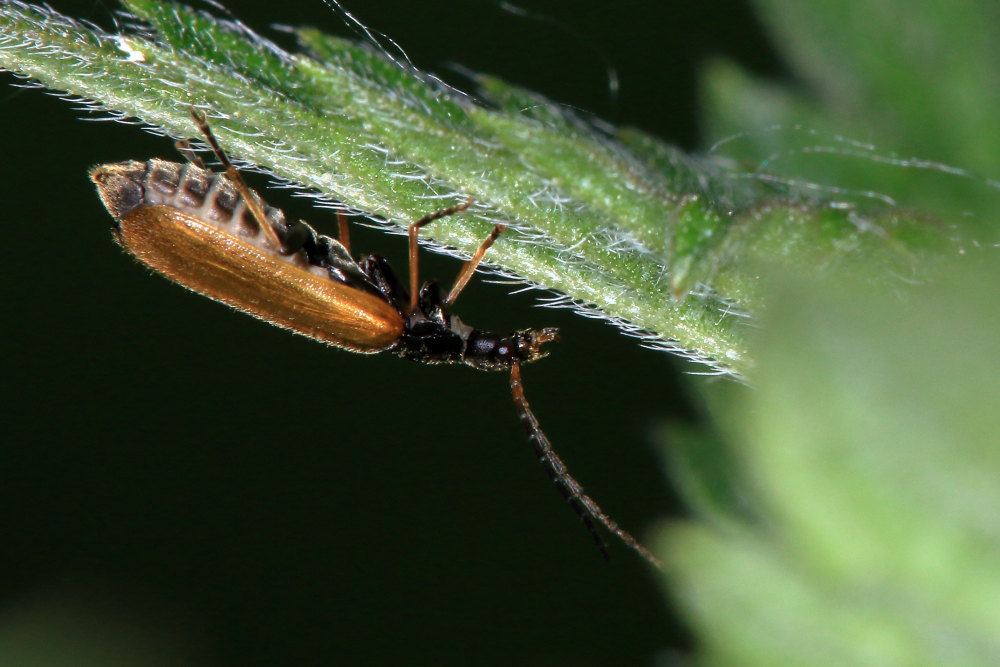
left=388, top=276, right=559, bottom=371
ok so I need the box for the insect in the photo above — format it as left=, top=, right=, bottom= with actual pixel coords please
left=90, top=108, right=660, bottom=569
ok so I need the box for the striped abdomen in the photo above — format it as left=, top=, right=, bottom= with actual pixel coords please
left=94, top=159, right=288, bottom=251
left=90, top=160, right=404, bottom=352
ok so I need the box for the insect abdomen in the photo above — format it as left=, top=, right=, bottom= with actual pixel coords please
left=93, top=159, right=286, bottom=244
left=91, top=162, right=404, bottom=352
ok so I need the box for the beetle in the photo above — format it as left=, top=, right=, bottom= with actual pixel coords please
left=89, top=108, right=660, bottom=568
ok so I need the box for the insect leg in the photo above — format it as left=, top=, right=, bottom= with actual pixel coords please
left=509, top=362, right=663, bottom=569
left=174, top=138, right=205, bottom=169
left=188, top=108, right=284, bottom=250
left=407, top=197, right=473, bottom=312
left=444, top=224, right=506, bottom=307
left=336, top=211, right=352, bottom=256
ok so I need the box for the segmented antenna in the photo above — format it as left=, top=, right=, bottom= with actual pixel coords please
left=509, top=363, right=663, bottom=569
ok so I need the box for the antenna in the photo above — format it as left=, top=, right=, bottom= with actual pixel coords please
left=510, top=363, right=663, bottom=569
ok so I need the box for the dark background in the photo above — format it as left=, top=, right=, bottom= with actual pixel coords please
left=1, top=1, right=783, bottom=664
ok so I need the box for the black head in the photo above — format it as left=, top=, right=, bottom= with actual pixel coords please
left=463, top=327, right=559, bottom=371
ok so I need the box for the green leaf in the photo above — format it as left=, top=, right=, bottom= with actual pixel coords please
left=702, top=0, right=1000, bottom=238
left=0, top=1, right=959, bottom=377
left=660, top=2, right=1000, bottom=661
left=661, top=252, right=1000, bottom=665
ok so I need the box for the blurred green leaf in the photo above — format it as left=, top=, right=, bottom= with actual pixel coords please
left=702, top=0, right=1000, bottom=237
left=661, top=253, right=1000, bottom=665
left=661, top=1, right=1000, bottom=661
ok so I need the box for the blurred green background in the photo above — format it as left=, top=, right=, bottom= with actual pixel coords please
left=1, top=0, right=783, bottom=664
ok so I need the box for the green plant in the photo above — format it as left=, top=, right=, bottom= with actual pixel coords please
left=658, top=0, right=1000, bottom=663
left=662, top=253, right=1000, bottom=665
left=2, top=1, right=996, bottom=663
left=0, top=0, right=964, bottom=378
